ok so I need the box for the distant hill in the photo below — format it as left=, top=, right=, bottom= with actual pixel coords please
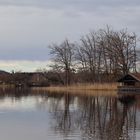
left=0, top=70, right=10, bottom=75
left=0, top=70, right=11, bottom=84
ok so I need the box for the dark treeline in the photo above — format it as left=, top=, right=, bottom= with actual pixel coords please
left=49, top=27, right=138, bottom=85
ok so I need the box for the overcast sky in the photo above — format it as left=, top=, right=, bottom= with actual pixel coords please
left=0, top=0, right=140, bottom=72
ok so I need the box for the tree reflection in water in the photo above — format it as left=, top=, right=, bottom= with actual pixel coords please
left=49, top=92, right=138, bottom=140
left=0, top=88, right=138, bottom=140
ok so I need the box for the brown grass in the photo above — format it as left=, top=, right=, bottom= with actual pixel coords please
left=32, top=88, right=117, bottom=97
left=46, top=83, right=118, bottom=91
left=31, top=83, right=118, bottom=96
left=0, top=84, right=14, bottom=88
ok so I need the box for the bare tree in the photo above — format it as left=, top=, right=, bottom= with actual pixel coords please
left=75, top=32, right=99, bottom=82
left=76, top=27, right=137, bottom=82
left=49, top=39, right=75, bottom=85
left=104, top=29, right=137, bottom=75
left=49, top=27, right=138, bottom=84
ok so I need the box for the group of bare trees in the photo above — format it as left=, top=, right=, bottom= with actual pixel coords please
left=49, top=27, right=138, bottom=85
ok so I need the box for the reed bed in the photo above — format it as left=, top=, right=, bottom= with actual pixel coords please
left=31, top=87, right=117, bottom=97
left=0, top=84, right=14, bottom=88
left=31, top=83, right=118, bottom=96
left=46, top=83, right=118, bottom=91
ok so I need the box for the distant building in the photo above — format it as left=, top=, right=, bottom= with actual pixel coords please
left=14, top=72, right=49, bottom=87
left=28, top=73, right=49, bottom=87
left=118, top=73, right=140, bottom=92
left=0, top=70, right=12, bottom=84
left=0, top=71, right=49, bottom=87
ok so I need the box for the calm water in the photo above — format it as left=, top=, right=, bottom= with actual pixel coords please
left=0, top=88, right=140, bottom=140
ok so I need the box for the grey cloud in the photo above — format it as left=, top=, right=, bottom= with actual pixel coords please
left=0, top=0, right=140, bottom=20
left=0, top=0, right=140, bottom=62
left=0, top=46, right=50, bottom=60
left=0, top=0, right=140, bottom=11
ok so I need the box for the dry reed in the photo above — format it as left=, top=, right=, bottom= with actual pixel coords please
left=46, top=83, right=118, bottom=91
left=31, top=83, right=118, bottom=96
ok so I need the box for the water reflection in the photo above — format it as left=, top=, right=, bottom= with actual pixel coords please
left=49, top=93, right=138, bottom=140
left=0, top=88, right=139, bottom=140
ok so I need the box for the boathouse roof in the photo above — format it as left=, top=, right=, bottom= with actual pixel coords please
left=118, top=73, right=140, bottom=82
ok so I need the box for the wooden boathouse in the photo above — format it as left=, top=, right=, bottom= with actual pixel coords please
left=118, top=73, right=140, bottom=92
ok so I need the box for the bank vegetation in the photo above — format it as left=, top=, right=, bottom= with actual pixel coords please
left=0, top=26, right=139, bottom=91
left=47, top=26, right=139, bottom=91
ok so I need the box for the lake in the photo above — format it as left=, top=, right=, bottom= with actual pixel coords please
left=0, top=88, right=139, bottom=140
